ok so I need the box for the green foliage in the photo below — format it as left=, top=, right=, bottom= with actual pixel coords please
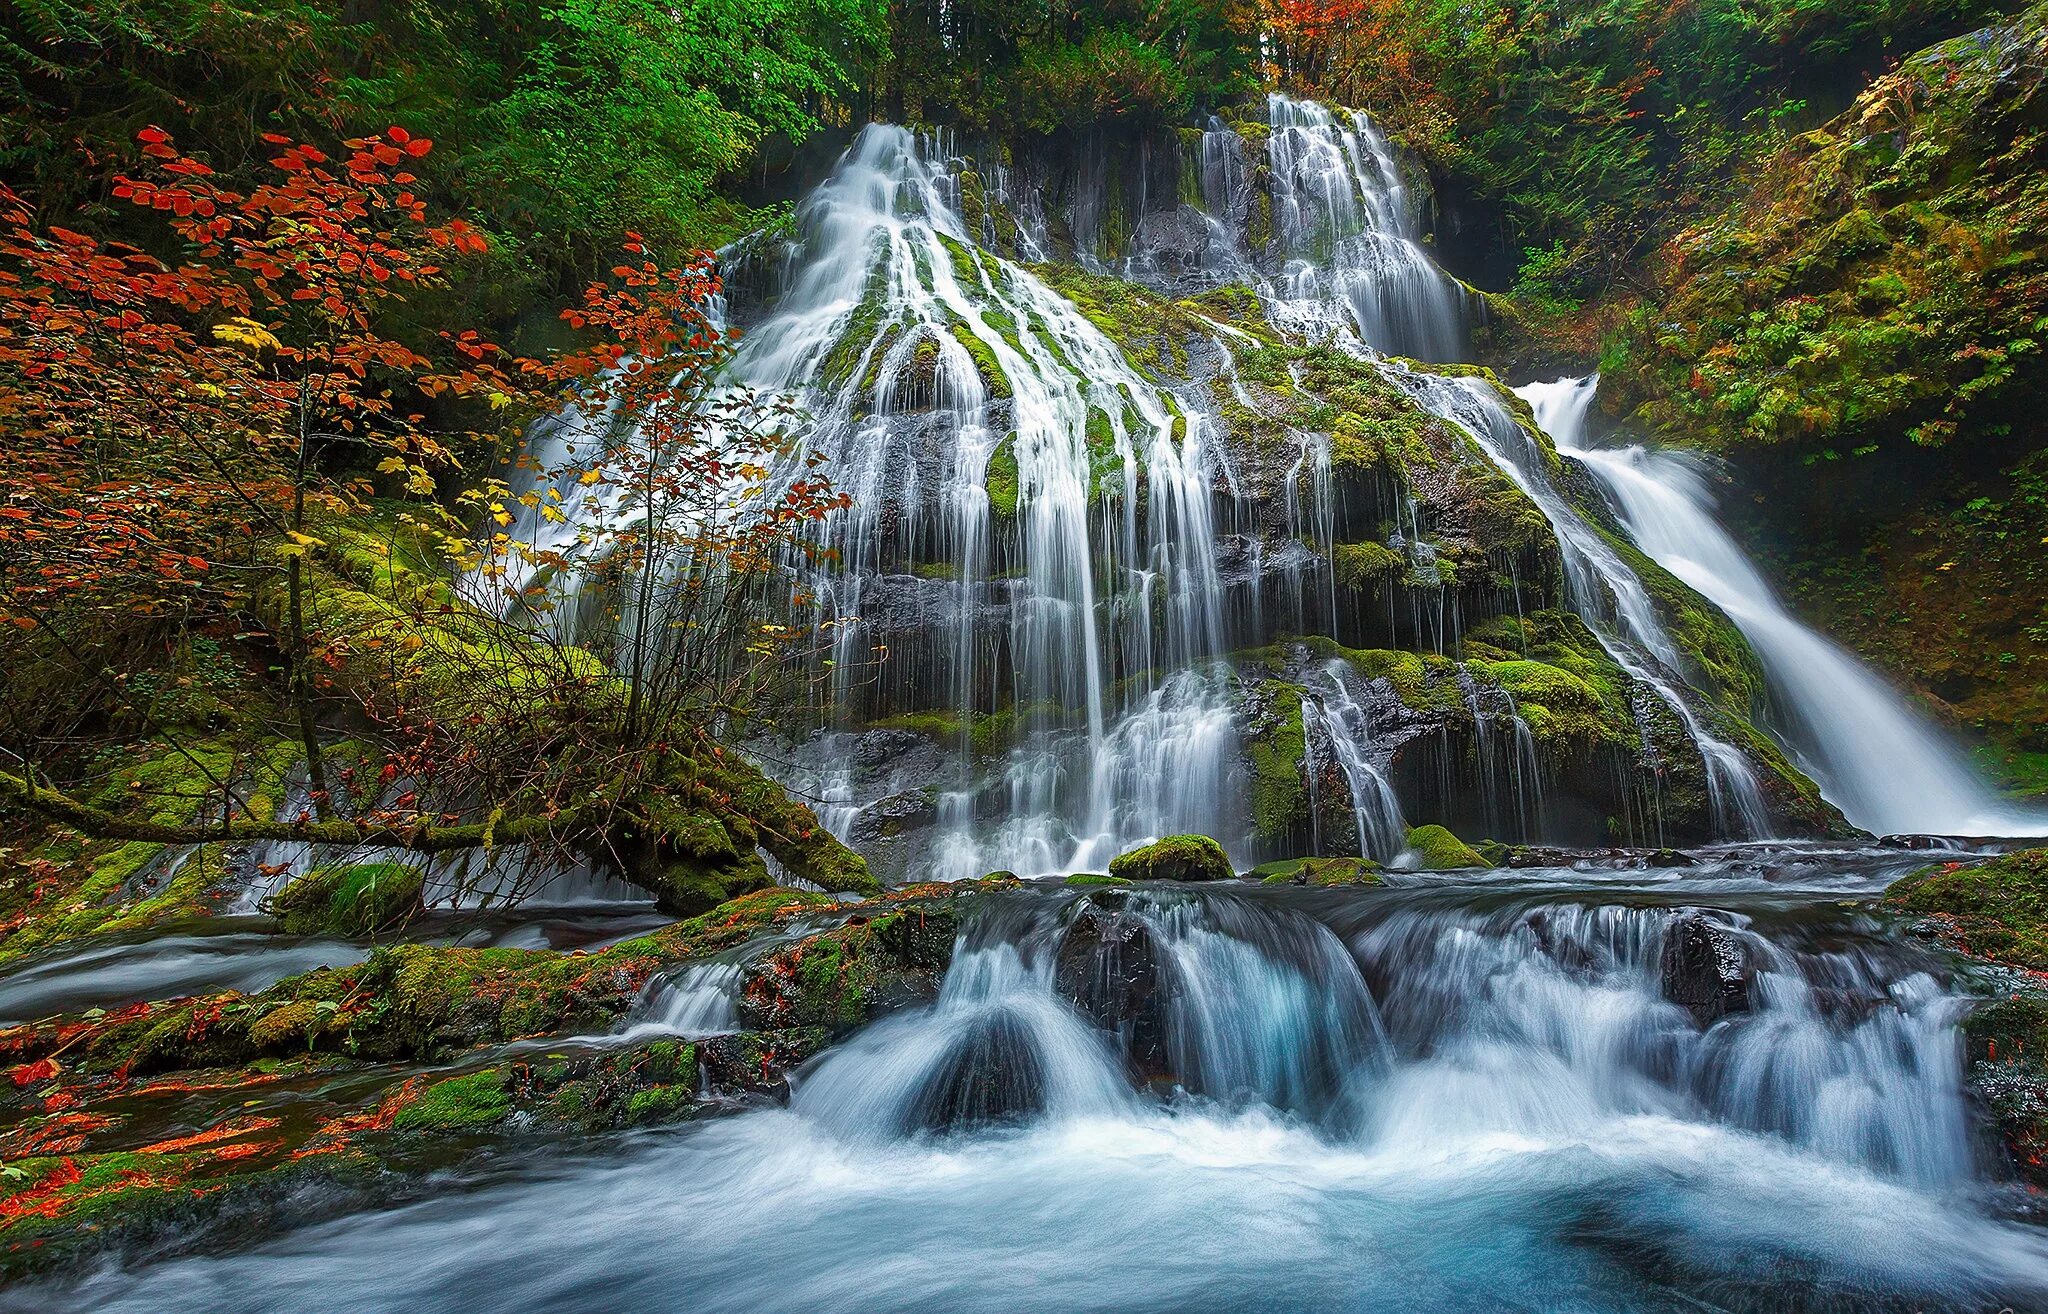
left=1600, top=4, right=2048, bottom=750
left=878, top=0, right=1257, bottom=133
left=1324, top=0, right=2019, bottom=303
left=2, top=0, right=882, bottom=332
left=268, top=862, right=427, bottom=937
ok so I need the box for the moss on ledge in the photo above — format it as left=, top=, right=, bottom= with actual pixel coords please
left=1887, top=849, right=2048, bottom=970
left=268, top=862, right=426, bottom=937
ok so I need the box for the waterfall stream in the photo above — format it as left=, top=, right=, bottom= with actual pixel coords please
left=1520, top=376, right=2048, bottom=839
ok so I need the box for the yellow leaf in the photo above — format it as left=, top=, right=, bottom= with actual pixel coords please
left=376, top=456, right=408, bottom=474
left=578, top=468, right=605, bottom=486
left=212, top=316, right=282, bottom=353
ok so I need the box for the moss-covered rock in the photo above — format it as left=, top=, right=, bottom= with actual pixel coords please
left=1254, top=856, right=1384, bottom=887
left=267, top=862, right=426, bottom=937
left=738, top=899, right=960, bottom=1032
left=1887, top=849, right=2048, bottom=970
left=390, top=1068, right=513, bottom=1133
left=1241, top=680, right=1311, bottom=848
left=1402, top=824, right=1489, bottom=870
left=1106, top=834, right=1234, bottom=882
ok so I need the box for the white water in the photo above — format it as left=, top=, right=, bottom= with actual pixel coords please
left=38, top=871, right=2048, bottom=1313
left=1261, top=95, right=1467, bottom=359
left=1307, top=663, right=1408, bottom=860
left=1522, top=375, right=2048, bottom=838
left=723, top=125, right=1244, bottom=877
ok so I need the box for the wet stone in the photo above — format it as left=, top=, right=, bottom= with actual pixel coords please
left=1660, top=910, right=1754, bottom=1027
left=1054, top=896, right=1178, bottom=1081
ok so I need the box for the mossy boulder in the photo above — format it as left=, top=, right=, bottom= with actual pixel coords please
left=266, top=862, right=426, bottom=936
left=1887, top=849, right=2048, bottom=970
left=1255, top=856, right=1384, bottom=887
left=1402, top=825, right=1490, bottom=870
left=391, top=1068, right=514, bottom=1133
left=1106, top=834, right=1234, bottom=883
left=738, top=901, right=960, bottom=1032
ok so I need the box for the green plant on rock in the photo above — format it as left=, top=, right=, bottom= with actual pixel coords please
left=268, top=863, right=427, bottom=937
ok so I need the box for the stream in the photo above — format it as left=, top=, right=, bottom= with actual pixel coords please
left=20, top=849, right=2048, bottom=1312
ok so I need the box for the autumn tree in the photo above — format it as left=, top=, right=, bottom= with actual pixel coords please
left=0, top=126, right=871, bottom=911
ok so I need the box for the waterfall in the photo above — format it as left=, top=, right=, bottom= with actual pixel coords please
left=1262, top=95, right=1467, bottom=359
left=1523, top=375, right=2048, bottom=838
left=1392, top=368, right=1770, bottom=839
left=1308, top=663, right=1408, bottom=860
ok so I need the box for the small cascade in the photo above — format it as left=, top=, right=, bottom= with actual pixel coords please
left=1525, top=374, right=2048, bottom=838
left=1261, top=95, right=1467, bottom=360
left=1394, top=368, right=1770, bottom=839
left=1353, top=896, right=1970, bottom=1186
left=1308, top=663, right=1407, bottom=860
left=1455, top=664, right=1547, bottom=842
left=640, top=961, right=744, bottom=1038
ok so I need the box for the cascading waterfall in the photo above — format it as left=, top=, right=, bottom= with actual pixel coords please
left=1523, top=375, right=2048, bottom=839
left=747, top=126, right=1249, bottom=877
left=1261, top=95, right=1468, bottom=360
left=1307, top=663, right=1408, bottom=860
left=1185, top=94, right=1773, bottom=843
left=1390, top=367, right=1770, bottom=840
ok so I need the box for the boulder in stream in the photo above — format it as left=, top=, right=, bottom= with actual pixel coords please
left=1054, top=894, right=1177, bottom=1080
left=1659, top=910, right=1754, bottom=1027
left=1107, top=834, right=1233, bottom=882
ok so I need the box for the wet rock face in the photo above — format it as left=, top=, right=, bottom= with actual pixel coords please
left=1130, top=205, right=1219, bottom=277
left=1660, top=911, right=1753, bottom=1027
left=1054, top=895, right=1177, bottom=1081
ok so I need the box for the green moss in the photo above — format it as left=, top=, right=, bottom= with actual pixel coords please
left=868, top=706, right=1015, bottom=758
left=1403, top=824, right=1490, bottom=870
left=1243, top=682, right=1310, bottom=846
left=1332, top=541, right=1404, bottom=590
left=1887, top=849, right=2048, bottom=969
left=1065, top=873, right=1132, bottom=887
left=948, top=321, right=1013, bottom=398
left=984, top=434, right=1019, bottom=519
left=1254, top=856, right=1384, bottom=886
left=392, top=1069, right=512, bottom=1133
left=268, top=862, right=426, bottom=936
left=740, top=900, right=960, bottom=1032
left=1106, top=834, right=1234, bottom=882
left=1469, top=657, right=1631, bottom=747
